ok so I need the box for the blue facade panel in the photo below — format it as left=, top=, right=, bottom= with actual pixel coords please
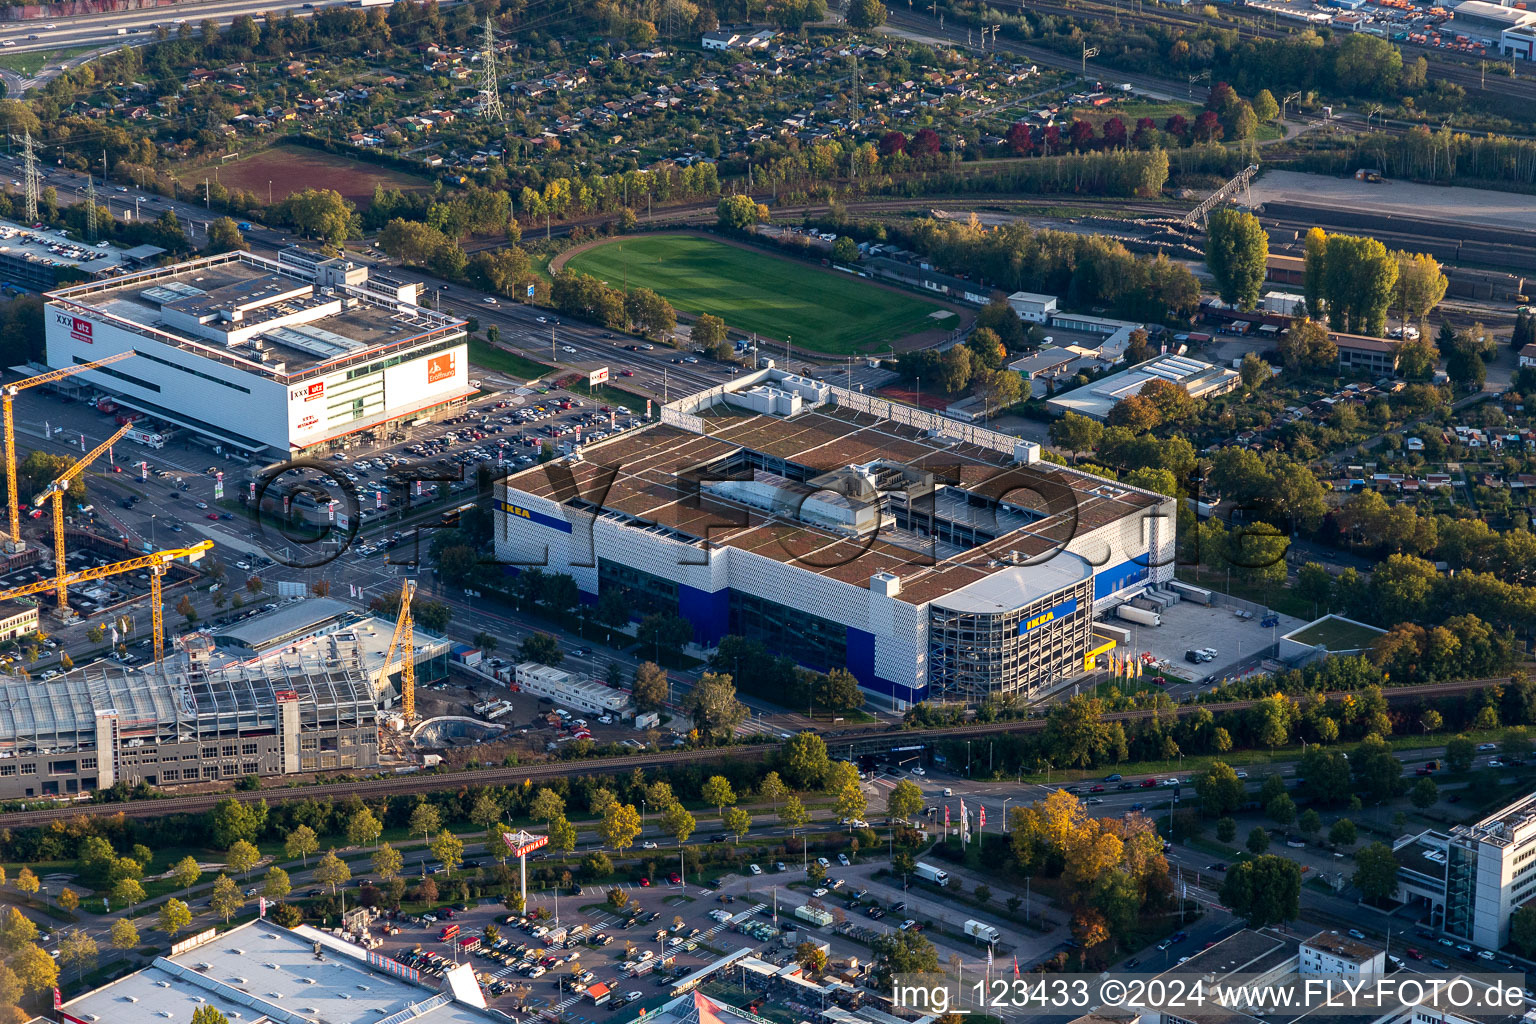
left=679, top=584, right=729, bottom=646
left=1094, top=557, right=1150, bottom=601
left=846, top=626, right=926, bottom=705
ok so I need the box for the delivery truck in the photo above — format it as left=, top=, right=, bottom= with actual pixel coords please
left=914, top=862, right=950, bottom=887
left=964, top=920, right=1000, bottom=944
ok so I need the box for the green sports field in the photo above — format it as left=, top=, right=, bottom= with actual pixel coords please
left=563, top=235, right=950, bottom=355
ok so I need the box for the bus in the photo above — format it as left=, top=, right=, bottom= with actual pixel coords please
left=440, top=502, right=476, bottom=527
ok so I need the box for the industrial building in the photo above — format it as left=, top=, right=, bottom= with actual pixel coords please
left=1045, top=354, right=1242, bottom=421
left=1333, top=332, right=1403, bottom=375
left=43, top=248, right=470, bottom=457
left=1503, top=25, right=1536, bottom=59
left=59, top=920, right=503, bottom=1024
left=494, top=370, right=1173, bottom=706
left=1452, top=0, right=1536, bottom=33
left=513, top=661, right=632, bottom=714
left=1395, top=790, right=1536, bottom=951
left=0, top=645, right=378, bottom=799
left=0, top=218, right=161, bottom=292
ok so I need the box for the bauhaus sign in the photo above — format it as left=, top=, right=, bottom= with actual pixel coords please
left=427, top=352, right=456, bottom=383
left=53, top=311, right=93, bottom=344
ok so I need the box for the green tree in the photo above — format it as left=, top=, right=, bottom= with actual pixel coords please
left=598, top=803, right=643, bottom=853
left=519, top=632, right=563, bottom=666
left=760, top=771, right=788, bottom=809
left=1219, top=855, right=1301, bottom=926
left=659, top=801, right=697, bottom=846
left=347, top=807, right=384, bottom=849
left=781, top=732, right=831, bottom=788
left=1216, top=816, right=1237, bottom=843
left=716, top=194, right=767, bottom=230
left=1195, top=761, right=1246, bottom=817
left=9, top=942, right=57, bottom=995
left=206, top=217, right=249, bottom=254
left=1353, top=842, right=1401, bottom=903
left=683, top=671, right=748, bottom=740
left=279, top=188, right=354, bottom=244
left=112, top=877, right=146, bottom=909
left=1411, top=776, right=1439, bottom=809
left=284, top=825, right=318, bottom=867
left=531, top=788, right=566, bottom=822
left=1205, top=208, right=1269, bottom=311
left=702, top=776, right=736, bottom=817
left=1512, top=904, right=1536, bottom=958
left=1049, top=412, right=1103, bottom=463
left=159, top=898, right=193, bottom=937
left=887, top=778, right=925, bottom=822
left=548, top=815, right=578, bottom=856
left=409, top=804, right=442, bottom=846
left=847, top=0, right=888, bottom=28
left=1252, top=89, right=1279, bottom=122
left=633, top=661, right=669, bottom=711
left=59, top=928, right=98, bottom=981
left=1246, top=826, right=1270, bottom=854
left=1330, top=818, right=1358, bottom=847
left=869, top=929, right=938, bottom=987
left=210, top=874, right=243, bottom=923
left=314, top=850, right=351, bottom=894
left=779, top=795, right=810, bottom=835
left=1445, top=735, right=1476, bottom=772
left=431, top=830, right=465, bottom=876
left=110, top=916, right=139, bottom=952
left=193, top=1007, right=232, bottom=1024
left=722, top=805, right=752, bottom=843
left=263, top=865, right=292, bottom=902
left=226, top=839, right=260, bottom=879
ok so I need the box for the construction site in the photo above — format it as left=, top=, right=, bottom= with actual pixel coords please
left=0, top=341, right=461, bottom=799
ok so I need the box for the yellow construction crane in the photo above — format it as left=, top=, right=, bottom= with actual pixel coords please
left=33, top=420, right=134, bottom=613
left=3, top=353, right=136, bottom=553
left=0, top=540, right=211, bottom=665
left=379, top=578, right=418, bottom=723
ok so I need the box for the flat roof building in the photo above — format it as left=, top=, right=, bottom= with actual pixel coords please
left=495, top=370, right=1174, bottom=706
left=44, top=249, right=469, bottom=456
left=1452, top=0, right=1536, bottom=32
left=0, top=599, right=38, bottom=642
left=1299, top=930, right=1386, bottom=978
left=1007, top=290, right=1057, bottom=323
left=1396, top=790, right=1536, bottom=950
left=1046, top=354, right=1242, bottom=421
left=60, top=920, right=505, bottom=1024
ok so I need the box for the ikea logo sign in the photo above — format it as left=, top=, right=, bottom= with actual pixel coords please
left=499, top=500, right=572, bottom=534
left=1020, top=597, right=1078, bottom=635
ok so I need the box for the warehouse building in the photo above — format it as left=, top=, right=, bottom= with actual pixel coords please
left=1006, top=290, right=1057, bottom=323
left=1046, top=354, right=1242, bottom=421
left=0, top=647, right=378, bottom=799
left=494, top=370, right=1174, bottom=706
left=43, top=249, right=469, bottom=457
left=59, top=920, right=504, bottom=1024
left=1452, top=0, right=1536, bottom=33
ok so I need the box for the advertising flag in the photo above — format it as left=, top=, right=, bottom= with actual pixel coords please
left=979, top=805, right=986, bottom=829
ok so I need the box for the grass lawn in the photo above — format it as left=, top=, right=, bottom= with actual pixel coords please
left=467, top=338, right=554, bottom=381
left=564, top=235, right=949, bottom=355
left=0, top=45, right=96, bottom=76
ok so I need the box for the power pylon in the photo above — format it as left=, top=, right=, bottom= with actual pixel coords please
left=84, top=177, right=98, bottom=242
left=21, top=131, right=38, bottom=224
left=478, top=16, right=504, bottom=122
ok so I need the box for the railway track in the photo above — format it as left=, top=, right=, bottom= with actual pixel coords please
left=0, top=677, right=1507, bottom=829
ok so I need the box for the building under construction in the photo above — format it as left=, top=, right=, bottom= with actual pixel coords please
left=0, top=644, right=378, bottom=799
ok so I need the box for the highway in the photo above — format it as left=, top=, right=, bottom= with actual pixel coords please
left=0, top=0, right=360, bottom=52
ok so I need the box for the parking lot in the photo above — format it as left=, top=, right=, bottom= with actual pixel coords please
left=1118, top=601, right=1307, bottom=688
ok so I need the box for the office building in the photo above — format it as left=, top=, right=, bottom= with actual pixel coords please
left=1006, top=290, right=1057, bottom=323
left=1395, top=790, right=1536, bottom=950
left=44, top=248, right=469, bottom=456
left=494, top=369, right=1174, bottom=706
